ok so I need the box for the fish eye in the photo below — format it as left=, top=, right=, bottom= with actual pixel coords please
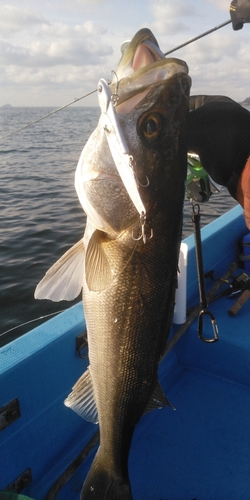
left=138, top=112, right=162, bottom=142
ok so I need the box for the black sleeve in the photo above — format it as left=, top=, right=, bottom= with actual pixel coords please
left=230, top=0, right=250, bottom=30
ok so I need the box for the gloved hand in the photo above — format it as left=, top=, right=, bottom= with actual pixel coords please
left=230, top=0, right=250, bottom=30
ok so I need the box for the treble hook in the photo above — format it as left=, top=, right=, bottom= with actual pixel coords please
left=132, top=212, right=153, bottom=244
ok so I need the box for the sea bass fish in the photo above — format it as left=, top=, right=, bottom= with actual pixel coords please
left=35, top=28, right=191, bottom=500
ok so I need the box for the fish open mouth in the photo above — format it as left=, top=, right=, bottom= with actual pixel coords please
left=119, top=29, right=166, bottom=77
left=111, top=28, right=190, bottom=112
left=132, top=38, right=165, bottom=71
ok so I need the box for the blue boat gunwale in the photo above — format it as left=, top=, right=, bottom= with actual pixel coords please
left=0, top=302, right=85, bottom=375
left=0, top=204, right=246, bottom=376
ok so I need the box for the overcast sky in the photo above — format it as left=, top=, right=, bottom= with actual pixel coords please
left=0, top=0, right=249, bottom=107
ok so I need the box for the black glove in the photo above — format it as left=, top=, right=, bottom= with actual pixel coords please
left=230, top=0, right=250, bottom=30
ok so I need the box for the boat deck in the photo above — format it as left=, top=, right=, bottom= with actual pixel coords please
left=54, top=283, right=250, bottom=500
left=130, top=290, right=250, bottom=500
left=1, top=206, right=249, bottom=500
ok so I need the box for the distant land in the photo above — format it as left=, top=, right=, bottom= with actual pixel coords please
left=240, top=96, right=250, bottom=106
left=1, top=97, right=250, bottom=108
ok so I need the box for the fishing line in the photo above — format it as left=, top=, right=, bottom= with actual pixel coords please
left=0, top=309, right=68, bottom=337
left=0, top=20, right=231, bottom=143
left=0, top=88, right=97, bottom=141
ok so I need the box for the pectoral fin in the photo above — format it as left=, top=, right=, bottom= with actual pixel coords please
left=64, top=367, right=98, bottom=424
left=85, top=230, right=113, bottom=292
left=144, top=380, right=176, bottom=415
left=34, top=239, right=84, bottom=301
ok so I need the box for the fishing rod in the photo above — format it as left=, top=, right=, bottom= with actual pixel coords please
left=164, top=19, right=231, bottom=56
left=0, top=19, right=232, bottom=142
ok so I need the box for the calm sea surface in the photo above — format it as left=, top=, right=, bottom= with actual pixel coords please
left=0, top=106, right=241, bottom=346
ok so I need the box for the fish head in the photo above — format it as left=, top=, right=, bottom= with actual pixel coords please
left=75, top=28, right=191, bottom=236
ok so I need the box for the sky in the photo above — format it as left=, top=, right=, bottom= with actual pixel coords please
left=0, top=0, right=249, bottom=107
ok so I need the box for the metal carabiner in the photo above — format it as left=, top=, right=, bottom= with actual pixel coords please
left=198, top=309, right=219, bottom=343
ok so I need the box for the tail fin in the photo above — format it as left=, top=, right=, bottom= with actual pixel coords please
left=81, top=455, right=132, bottom=500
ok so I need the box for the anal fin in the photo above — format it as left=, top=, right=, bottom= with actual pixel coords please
left=64, top=367, right=98, bottom=424
left=143, top=380, right=176, bottom=415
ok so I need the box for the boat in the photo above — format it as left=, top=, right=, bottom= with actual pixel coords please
left=1, top=203, right=249, bottom=500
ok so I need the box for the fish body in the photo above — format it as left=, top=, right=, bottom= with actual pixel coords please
left=35, top=28, right=191, bottom=500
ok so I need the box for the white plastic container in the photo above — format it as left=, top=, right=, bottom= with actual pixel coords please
left=173, top=242, right=188, bottom=324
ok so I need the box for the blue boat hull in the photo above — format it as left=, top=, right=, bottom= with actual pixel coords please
left=1, top=205, right=249, bottom=500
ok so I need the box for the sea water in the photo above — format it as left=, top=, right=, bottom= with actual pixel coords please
left=0, top=106, right=240, bottom=345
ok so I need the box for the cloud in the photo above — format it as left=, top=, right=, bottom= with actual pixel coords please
left=0, top=5, right=113, bottom=105
left=0, top=21, right=112, bottom=68
left=184, top=32, right=239, bottom=65
left=180, top=30, right=249, bottom=100
left=0, top=0, right=249, bottom=106
left=206, top=0, right=230, bottom=13
left=0, top=5, right=49, bottom=37
left=61, top=0, right=104, bottom=7
left=149, top=0, right=195, bottom=35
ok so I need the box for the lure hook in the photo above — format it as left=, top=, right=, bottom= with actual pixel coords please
left=130, top=157, right=150, bottom=188
left=110, top=70, right=120, bottom=106
left=132, top=212, right=153, bottom=244
left=138, top=175, right=150, bottom=188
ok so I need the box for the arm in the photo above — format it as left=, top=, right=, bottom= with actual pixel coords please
left=230, top=0, right=250, bottom=30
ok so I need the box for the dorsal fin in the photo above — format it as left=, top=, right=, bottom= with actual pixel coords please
left=34, top=239, right=84, bottom=301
